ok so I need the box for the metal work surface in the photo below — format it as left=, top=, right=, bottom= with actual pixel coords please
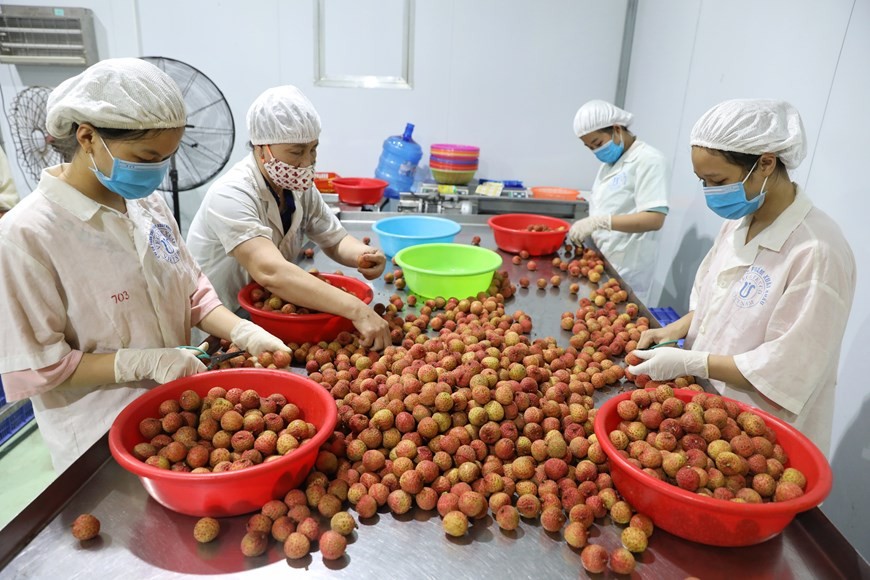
left=2, top=214, right=866, bottom=580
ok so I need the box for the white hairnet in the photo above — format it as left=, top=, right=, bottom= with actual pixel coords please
left=690, top=99, right=807, bottom=169
left=247, top=86, right=321, bottom=145
left=573, top=100, right=633, bottom=137
left=46, top=58, right=186, bottom=138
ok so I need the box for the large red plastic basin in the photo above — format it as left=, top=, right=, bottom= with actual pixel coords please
left=109, top=369, right=337, bottom=517
left=238, top=274, right=373, bottom=343
left=593, top=388, right=832, bottom=547
left=487, top=213, right=570, bottom=256
left=332, top=177, right=388, bottom=205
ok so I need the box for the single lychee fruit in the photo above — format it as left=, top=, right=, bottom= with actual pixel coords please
left=541, top=506, right=566, bottom=533
left=71, top=514, right=100, bottom=541
left=629, top=513, right=654, bottom=537
left=271, top=516, right=295, bottom=543
left=247, top=513, right=273, bottom=535
left=580, top=544, right=609, bottom=574
left=443, top=510, right=469, bottom=537
left=781, top=467, right=807, bottom=490
left=564, top=521, right=588, bottom=548
left=297, top=517, right=320, bottom=542
left=193, top=517, right=220, bottom=543
left=495, top=505, right=520, bottom=531
left=283, top=531, right=310, bottom=560
left=355, top=494, right=378, bottom=519
left=610, top=501, right=632, bottom=525
left=621, top=526, right=648, bottom=553
left=774, top=481, right=805, bottom=502
left=319, top=530, right=347, bottom=561
left=609, top=547, right=636, bottom=575
left=330, top=511, right=357, bottom=536
left=240, top=532, right=269, bottom=557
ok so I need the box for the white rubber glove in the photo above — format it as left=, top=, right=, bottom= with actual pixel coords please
left=569, top=214, right=611, bottom=245
left=114, top=348, right=207, bottom=384
left=230, top=319, right=291, bottom=356
left=628, top=348, right=710, bottom=381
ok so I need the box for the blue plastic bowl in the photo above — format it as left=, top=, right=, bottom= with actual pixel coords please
left=372, top=216, right=462, bottom=257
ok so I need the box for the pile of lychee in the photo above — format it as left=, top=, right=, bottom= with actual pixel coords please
left=248, top=277, right=356, bottom=315
left=194, top=502, right=357, bottom=561
left=207, top=345, right=291, bottom=371
left=523, top=224, right=565, bottom=232
left=608, top=377, right=808, bottom=504
left=131, top=387, right=317, bottom=473
left=514, top=247, right=608, bottom=289
left=201, top=255, right=659, bottom=573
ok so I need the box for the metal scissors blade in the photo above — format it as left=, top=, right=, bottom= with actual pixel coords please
left=649, top=340, right=680, bottom=350
left=206, top=350, right=247, bottom=370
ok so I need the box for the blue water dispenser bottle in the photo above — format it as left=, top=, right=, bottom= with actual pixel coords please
left=375, top=123, right=423, bottom=199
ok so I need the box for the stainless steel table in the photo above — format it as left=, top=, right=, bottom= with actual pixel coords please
left=1, top=213, right=866, bottom=580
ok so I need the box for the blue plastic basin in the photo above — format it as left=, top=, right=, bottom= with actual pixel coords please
left=372, top=216, right=462, bottom=257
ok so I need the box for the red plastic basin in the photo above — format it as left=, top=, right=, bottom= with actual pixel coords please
left=593, top=389, right=832, bottom=547
left=332, top=177, right=388, bottom=205
left=314, top=171, right=340, bottom=193
left=238, top=274, right=373, bottom=343
left=109, top=369, right=338, bottom=517
left=487, top=213, right=570, bottom=256
left=530, top=186, right=581, bottom=201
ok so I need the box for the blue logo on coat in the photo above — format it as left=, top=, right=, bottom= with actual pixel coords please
left=733, top=265, right=771, bottom=308
left=148, top=223, right=180, bottom=264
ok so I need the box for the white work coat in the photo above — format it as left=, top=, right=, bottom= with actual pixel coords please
left=186, top=153, right=347, bottom=312
left=589, top=140, right=670, bottom=304
left=0, top=166, right=204, bottom=472
left=0, top=145, right=19, bottom=211
left=686, top=188, right=856, bottom=456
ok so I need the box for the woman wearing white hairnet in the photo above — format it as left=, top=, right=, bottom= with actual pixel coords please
left=629, top=99, right=856, bottom=455
left=569, top=100, right=670, bottom=303
left=0, top=59, right=288, bottom=472
left=187, top=85, right=391, bottom=350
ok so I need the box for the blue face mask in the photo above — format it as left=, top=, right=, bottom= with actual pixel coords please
left=593, top=131, right=625, bottom=164
left=702, top=160, right=769, bottom=220
left=90, top=138, right=170, bottom=200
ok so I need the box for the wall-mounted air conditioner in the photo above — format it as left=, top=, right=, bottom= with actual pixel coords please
left=0, top=4, right=98, bottom=66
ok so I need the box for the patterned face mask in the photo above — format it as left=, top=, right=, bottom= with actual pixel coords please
left=262, top=145, right=315, bottom=191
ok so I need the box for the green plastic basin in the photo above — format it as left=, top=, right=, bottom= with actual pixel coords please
left=394, top=243, right=503, bottom=300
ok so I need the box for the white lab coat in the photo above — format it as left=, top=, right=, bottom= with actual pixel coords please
left=186, top=153, right=347, bottom=312
left=589, top=140, right=670, bottom=304
left=686, top=188, right=856, bottom=456
left=0, top=166, right=204, bottom=472
left=0, top=145, right=19, bottom=211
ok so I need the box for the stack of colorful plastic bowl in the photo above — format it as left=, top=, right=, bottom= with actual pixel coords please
left=430, top=143, right=479, bottom=185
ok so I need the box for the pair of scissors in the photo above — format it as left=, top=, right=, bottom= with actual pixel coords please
left=177, top=345, right=247, bottom=370
left=649, top=339, right=681, bottom=350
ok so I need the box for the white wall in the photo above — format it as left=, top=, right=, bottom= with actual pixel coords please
left=625, top=0, right=868, bottom=558
left=135, top=0, right=626, bottom=230
left=0, top=0, right=628, bottom=231
left=0, top=0, right=140, bottom=195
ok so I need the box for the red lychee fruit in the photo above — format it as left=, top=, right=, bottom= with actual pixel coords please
left=609, top=547, right=636, bottom=575
left=319, top=530, right=347, bottom=561
left=71, top=514, right=100, bottom=541
left=284, top=532, right=310, bottom=559
left=580, top=544, right=609, bottom=574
